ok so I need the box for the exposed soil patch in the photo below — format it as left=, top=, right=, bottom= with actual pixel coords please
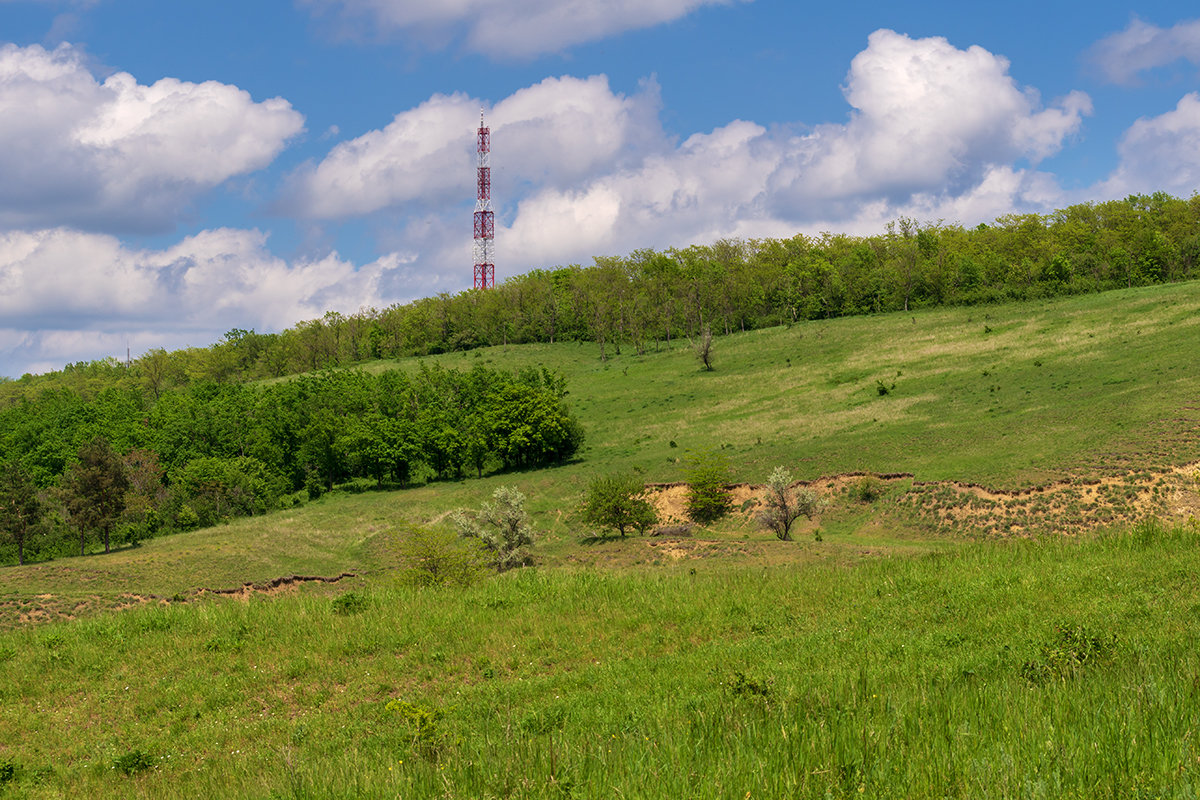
left=0, top=572, right=360, bottom=630
left=646, top=462, right=1200, bottom=540
left=197, top=572, right=359, bottom=600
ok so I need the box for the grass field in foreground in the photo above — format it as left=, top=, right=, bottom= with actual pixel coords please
left=1, top=523, right=1199, bottom=798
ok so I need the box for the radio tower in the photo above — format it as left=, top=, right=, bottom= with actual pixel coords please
left=473, top=109, right=495, bottom=289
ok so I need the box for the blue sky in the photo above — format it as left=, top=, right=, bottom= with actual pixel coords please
left=1, top=0, right=1198, bottom=377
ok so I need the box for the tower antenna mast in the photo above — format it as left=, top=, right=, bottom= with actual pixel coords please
left=473, top=109, right=495, bottom=289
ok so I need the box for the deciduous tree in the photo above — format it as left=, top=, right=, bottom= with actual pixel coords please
left=582, top=472, right=658, bottom=537
left=0, top=461, right=42, bottom=565
left=757, top=466, right=822, bottom=541
left=61, top=437, right=128, bottom=555
left=684, top=449, right=732, bottom=524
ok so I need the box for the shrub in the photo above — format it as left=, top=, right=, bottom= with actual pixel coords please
left=395, top=526, right=482, bottom=587
left=173, top=504, right=199, bottom=531
left=1021, top=624, right=1116, bottom=685
left=853, top=476, right=884, bottom=503
left=581, top=472, right=658, bottom=537
left=725, top=670, right=771, bottom=699
left=387, top=700, right=449, bottom=760
left=452, top=486, right=534, bottom=571
left=684, top=450, right=733, bottom=524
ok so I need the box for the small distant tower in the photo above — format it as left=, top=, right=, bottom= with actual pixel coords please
left=473, top=109, right=495, bottom=289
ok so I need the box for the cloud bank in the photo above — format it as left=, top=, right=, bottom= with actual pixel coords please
left=0, top=227, right=396, bottom=375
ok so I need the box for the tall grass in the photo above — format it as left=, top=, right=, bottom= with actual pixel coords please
left=3, top=525, right=1200, bottom=798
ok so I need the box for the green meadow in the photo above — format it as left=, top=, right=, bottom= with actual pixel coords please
left=3, top=281, right=1200, bottom=797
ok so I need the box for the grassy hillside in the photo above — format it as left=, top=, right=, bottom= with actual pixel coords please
left=369, top=279, right=1200, bottom=489
left=3, top=282, right=1200, bottom=797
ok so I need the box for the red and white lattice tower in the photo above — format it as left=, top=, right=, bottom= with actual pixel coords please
left=473, top=109, right=495, bottom=289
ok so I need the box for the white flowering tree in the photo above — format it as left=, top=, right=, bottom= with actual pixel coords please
left=758, top=466, right=822, bottom=541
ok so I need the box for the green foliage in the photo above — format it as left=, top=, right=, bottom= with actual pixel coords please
left=331, top=591, right=369, bottom=616
left=0, top=460, right=43, bottom=565
left=0, top=363, right=583, bottom=566
left=452, top=486, right=535, bottom=571
left=61, top=436, right=128, bottom=555
left=395, top=526, right=482, bottom=587
left=1021, top=624, right=1117, bottom=685
left=581, top=472, right=658, bottom=537
left=386, top=700, right=449, bottom=760
left=174, top=504, right=200, bottom=531
left=111, top=749, right=153, bottom=776
left=853, top=476, right=884, bottom=503
left=684, top=450, right=732, bottom=524
left=0, top=758, right=14, bottom=784
left=168, top=456, right=285, bottom=528
left=724, top=670, right=772, bottom=699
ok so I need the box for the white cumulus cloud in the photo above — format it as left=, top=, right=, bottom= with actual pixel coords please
left=0, top=43, right=304, bottom=233
left=298, top=0, right=749, bottom=58
left=285, top=74, right=666, bottom=219
left=1097, top=92, right=1200, bottom=197
left=1088, top=17, right=1200, bottom=85
left=500, top=30, right=1091, bottom=266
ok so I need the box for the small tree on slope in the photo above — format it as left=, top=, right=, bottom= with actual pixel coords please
left=758, top=466, right=823, bottom=541
left=582, top=472, right=658, bottom=537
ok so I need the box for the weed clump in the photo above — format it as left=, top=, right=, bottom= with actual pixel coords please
left=724, top=670, right=772, bottom=699
left=1021, top=624, right=1116, bottom=685
left=852, top=476, right=884, bottom=503
left=112, top=749, right=154, bottom=776
left=387, top=700, right=450, bottom=760
left=331, top=591, right=369, bottom=616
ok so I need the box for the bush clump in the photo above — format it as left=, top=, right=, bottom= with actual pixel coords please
left=331, top=591, right=369, bottom=616
left=395, top=526, right=482, bottom=587
left=853, top=476, right=884, bottom=503
left=684, top=450, right=732, bottom=525
left=452, top=486, right=535, bottom=571
left=111, top=749, right=154, bottom=776
left=1021, top=624, right=1117, bottom=685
